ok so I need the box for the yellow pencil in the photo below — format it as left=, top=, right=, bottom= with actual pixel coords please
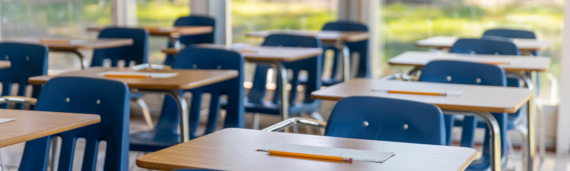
left=104, top=74, right=150, bottom=79
left=387, top=90, right=446, bottom=96
left=268, top=150, right=352, bottom=162
left=481, top=61, right=507, bottom=65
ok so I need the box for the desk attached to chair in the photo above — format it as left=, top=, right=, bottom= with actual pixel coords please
left=0, top=109, right=100, bottom=147
left=28, top=67, right=238, bottom=143
left=4, top=38, right=134, bottom=69
left=163, top=44, right=323, bottom=122
left=415, top=36, right=552, bottom=53
left=311, top=79, right=534, bottom=171
left=136, top=128, right=477, bottom=171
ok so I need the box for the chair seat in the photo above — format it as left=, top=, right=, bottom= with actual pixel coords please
left=130, top=130, right=181, bottom=152
left=244, top=101, right=320, bottom=115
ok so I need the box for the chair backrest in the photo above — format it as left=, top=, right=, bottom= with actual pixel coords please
left=0, top=42, right=48, bottom=109
left=164, top=15, right=216, bottom=65
left=419, top=60, right=506, bottom=86
left=322, top=21, right=368, bottom=32
left=483, top=28, right=536, bottom=39
left=157, top=46, right=245, bottom=139
left=324, top=96, right=446, bottom=145
left=91, top=27, right=149, bottom=67
left=247, top=34, right=322, bottom=105
left=174, top=15, right=216, bottom=46
left=450, top=38, right=520, bottom=56
left=19, top=77, right=130, bottom=171
left=322, top=21, right=370, bottom=78
left=483, top=28, right=538, bottom=56
left=418, top=60, right=507, bottom=162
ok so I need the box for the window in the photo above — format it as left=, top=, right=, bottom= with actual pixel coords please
left=381, top=0, right=564, bottom=100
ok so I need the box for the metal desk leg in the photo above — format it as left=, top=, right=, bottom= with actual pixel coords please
left=446, top=110, right=502, bottom=171
left=134, top=89, right=190, bottom=142
left=171, top=37, right=181, bottom=49
left=335, top=41, right=351, bottom=82
left=526, top=71, right=538, bottom=171
left=269, top=61, right=289, bottom=121
left=478, top=111, right=503, bottom=171
left=164, top=90, right=190, bottom=142
left=71, top=50, right=88, bottom=69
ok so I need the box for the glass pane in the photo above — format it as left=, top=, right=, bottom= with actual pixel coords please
left=232, top=0, right=338, bottom=45
left=1, top=0, right=112, bottom=71
left=137, top=0, right=190, bottom=64
left=381, top=0, right=564, bottom=101
left=232, top=0, right=338, bottom=86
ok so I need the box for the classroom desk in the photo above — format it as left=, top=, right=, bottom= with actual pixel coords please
left=389, top=51, right=550, bottom=171
left=164, top=44, right=323, bottom=121
left=3, top=38, right=133, bottom=69
left=416, top=36, right=552, bottom=53
left=87, top=26, right=213, bottom=49
left=311, top=79, right=534, bottom=171
left=388, top=51, right=551, bottom=72
left=247, top=30, right=370, bottom=82
left=0, top=61, right=10, bottom=69
left=0, top=109, right=100, bottom=147
left=136, top=128, right=477, bottom=171
left=28, top=67, right=238, bottom=143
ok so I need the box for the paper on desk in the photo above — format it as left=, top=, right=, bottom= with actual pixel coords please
left=97, top=71, right=178, bottom=78
left=259, top=142, right=395, bottom=163
left=372, top=87, right=464, bottom=96
left=0, top=118, right=15, bottom=124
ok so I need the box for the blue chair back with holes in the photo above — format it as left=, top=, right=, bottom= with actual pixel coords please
left=130, top=46, right=244, bottom=152
left=91, top=28, right=149, bottom=67
left=320, top=21, right=369, bottom=86
left=164, top=15, right=216, bottom=65
left=419, top=60, right=507, bottom=170
left=19, top=77, right=130, bottom=171
left=0, top=42, right=48, bottom=109
left=450, top=38, right=520, bottom=56
left=325, top=96, right=445, bottom=145
left=245, top=34, right=322, bottom=116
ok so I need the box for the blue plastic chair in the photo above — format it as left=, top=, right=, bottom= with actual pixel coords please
left=320, top=21, right=370, bottom=86
left=0, top=42, right=48, bottom=109
left=483, top=28, right=540, bottom=94
left=325, top=96, right=446, bottom=145
left=164, top=15, right=216, bottom=66
left=18, top=77, right=130, bottom=171
left=419, top=60, right=508, bottom=170
left=90, top=27, right=152, bottom=127
left=130, top=46, right=245, bottom=152
left=483, top=28, right=537, bottom=56
left=245, top=34, right=322, bottom=127
left=450, top=38, right=524, bottom=142
left=91, top=28, right=148, bottom=67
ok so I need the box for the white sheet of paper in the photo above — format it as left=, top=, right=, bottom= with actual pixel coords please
left=259, top=142, right=395, bottom=163
left=97, top=71, right=178, bottom=78
left=0, top=118, right=15, bottom=124
left=372, top=87, right=464, bottom=96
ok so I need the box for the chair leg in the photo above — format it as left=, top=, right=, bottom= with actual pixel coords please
left=252, top=113, right=260, bottom=130
left=135, top=99, right=154, bottom=130
left=0, top=149, right=4, bottom=171
left=505, top=133, right=519, bottom=171
left=50, top=137, right=60, bottom=171
left=515, top=124, right=529, bottom=171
